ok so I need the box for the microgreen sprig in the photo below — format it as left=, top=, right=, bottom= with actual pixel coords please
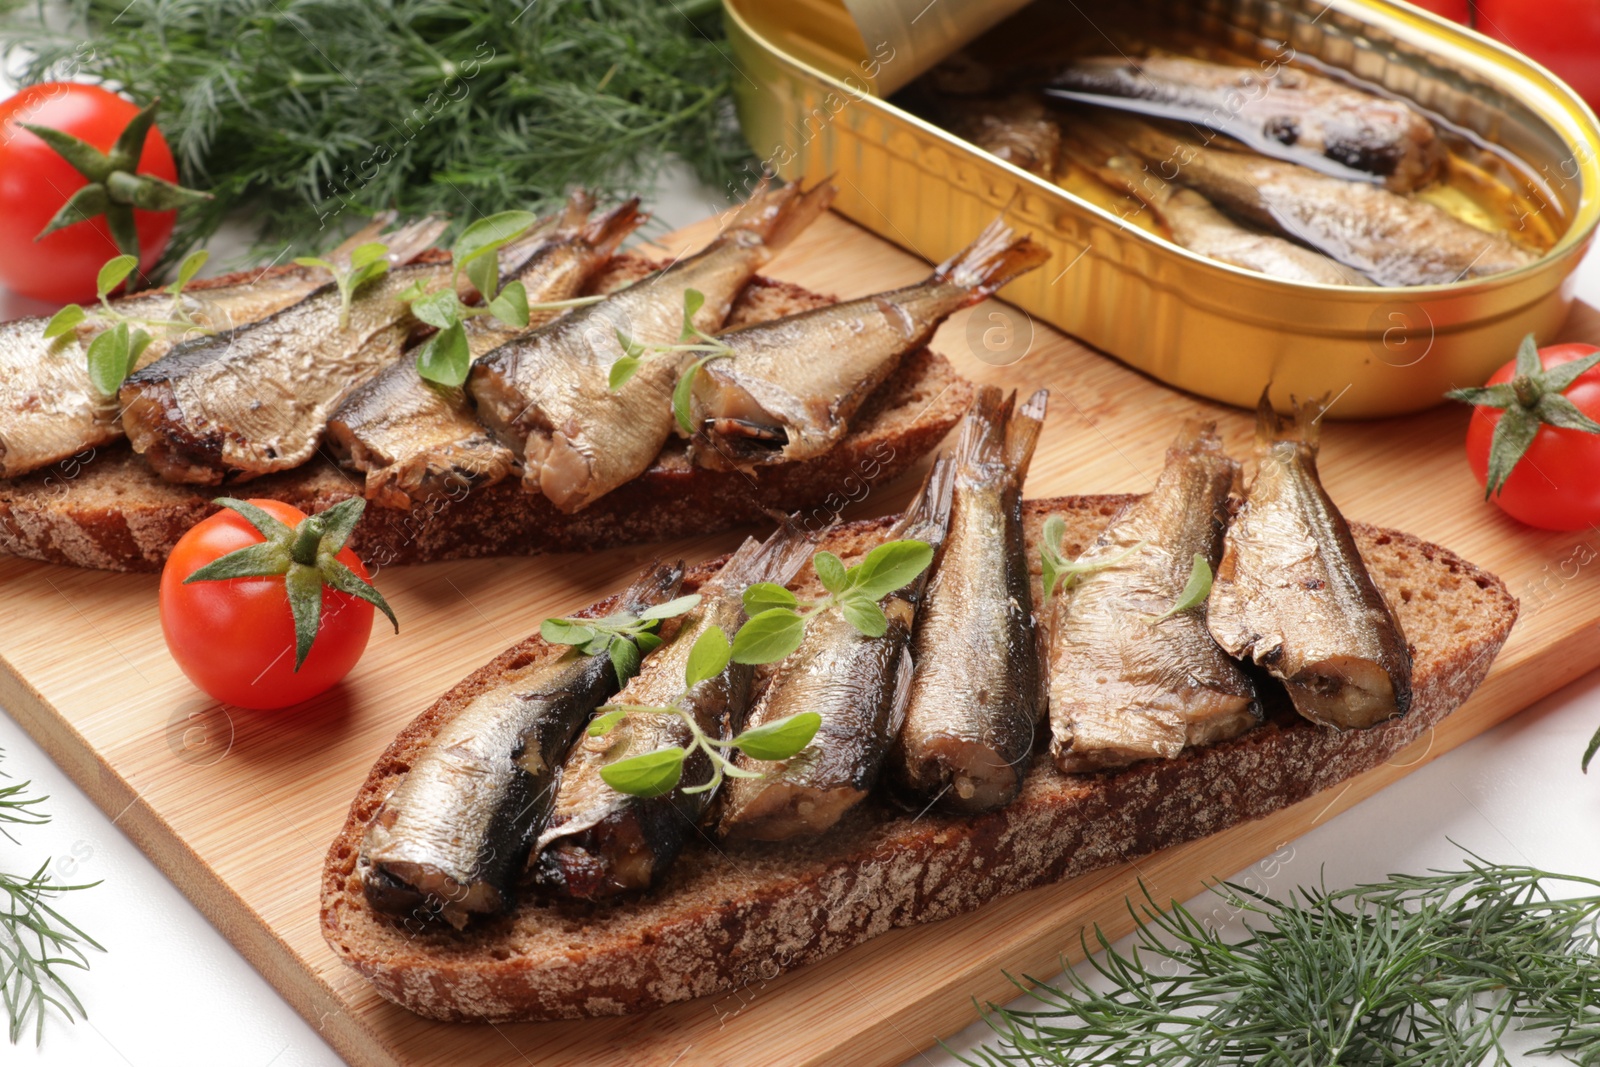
left=43, top=250, right=212, bottom=396
left=1149, top=554, right=1214, bottom=626
left=731, top=539, right=935, bottom=665
left=410, top=211, right=604, bottom=387
left=588, top=626, right=823, bottom=799
left=611, top=289, right=735, bottom=432
left=1038, top=515, right=1146, bottom=609
left=541, top=593, right=702, bottom=686
left=293, top=241, right=390, bottom=330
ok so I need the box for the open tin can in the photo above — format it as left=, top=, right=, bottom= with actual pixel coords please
left=724, top=0, right=1600, bottom=417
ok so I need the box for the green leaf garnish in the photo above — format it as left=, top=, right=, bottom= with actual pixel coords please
left=680, top=288, right=706, bottom=342
left=1040, top=516, right=1146, bottom=609
left=465, top=252, right=498, bottom=307
left=542, top=618, right=598, bottom=646
left=684, top=625, right=732, bottom=687
left=42, top=304, right=86, bottom=341
left=609, top=354, right=642, bottom=391
left=1584, top=723, right=1600, bottom=773
left=167, top=249, right=209, bottom=296
left=673, top=352, right=730, bottom=434
left=588, top=708, right=628, bottom=738
left=848, top=540, right=936, bottom=602
left=488, top=279, right=530, bottom=329
left=408, top=288, right=461, bottom=331
left=731, top=711, right=822, bottom=762
left=729, top=608, right=806, bottom=665
left=580, top=535, right=934, bottom=801
left=812, top=551, right=849, bottom=595
left=837, top=594, right=889, bottom=638
left=541, top=592, right=701, bottom=685
left=84, top=322, right=139, bottom=396
left=609, top=638, right=642, bottom=687
left=415, top=320, right=471, bottom=387
left=609, top=290, right=736, bottom=408
left=453, top=210, right=538, bottom=285
left=1150, top=554, right=1213, bottom=626
left=96, top=255, right=139, bottom=299
left=599, top=745, right=685, bottom=798
left=638, top=594, right=703, bottom=621
left=742, top=582, right=799, bottom=617
left=296, top=241, right=390, bottom=328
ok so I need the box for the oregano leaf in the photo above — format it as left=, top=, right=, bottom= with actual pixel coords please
left=600, top=746, right=685, bottom=798
left=732, top=711, right=822, bottom=762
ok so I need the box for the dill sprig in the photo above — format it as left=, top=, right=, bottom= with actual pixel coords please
left=964, top=853, right=1600, bottom=1066
left=2, top=0, right=750, bottom=268
left=0, top=749, right=103, bottom=1046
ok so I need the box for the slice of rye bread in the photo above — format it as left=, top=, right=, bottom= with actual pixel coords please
left=320, top=497, right=1518, bottom=1023
left=0, top=253, right=971, bottom=572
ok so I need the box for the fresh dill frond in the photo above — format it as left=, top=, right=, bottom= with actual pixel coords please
left=0, top=862, right=103, bottom=1046
left=0, top=759, right=50, bottom=847
left=2, top=0, right=752, bottom=268
left=0, top=749, right=103, bottom=1046
left=964, top=853, right=1600, bottom=1066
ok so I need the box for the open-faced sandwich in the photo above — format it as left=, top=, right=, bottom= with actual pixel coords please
left=0, top=181, right=1052, bottom=572
left=321, top=389, right=1517, bottom=1022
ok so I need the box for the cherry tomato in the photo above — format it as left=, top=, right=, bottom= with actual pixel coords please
left=1464, top=343, right=1600, bottom=531
left=0, top=84, right=180, bottom=304
left=160, top=499, right=377, bottom=709
left=1474, top=0, right=1600, bottom=112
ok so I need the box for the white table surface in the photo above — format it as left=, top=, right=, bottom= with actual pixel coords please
left=4, top=75, right=1600, bottom=1067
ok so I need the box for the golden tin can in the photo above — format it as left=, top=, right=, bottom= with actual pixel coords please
left=725, top=0, right=1600, bottom=417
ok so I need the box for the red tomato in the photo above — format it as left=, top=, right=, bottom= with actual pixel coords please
left=0, top=84, right=180, bottom=304
left=1474, top=0, right=1600, bottom=111
left=1464, top=343, right=1600, bottom=530
left=160, top=499, right=376, bottom=710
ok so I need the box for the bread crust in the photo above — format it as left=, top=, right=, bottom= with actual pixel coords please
left=0, top=261, right=971, bottom=572
left=319, top=497, right=1517, bottom=1023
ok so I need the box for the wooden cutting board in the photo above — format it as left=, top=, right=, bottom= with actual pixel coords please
left=2, top=211, right=1597, bottom=1067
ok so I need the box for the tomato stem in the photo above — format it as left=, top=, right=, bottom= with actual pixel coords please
left=289, top=516, right=326, bottom=566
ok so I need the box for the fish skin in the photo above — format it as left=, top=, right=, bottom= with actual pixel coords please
left=468, top=180, right=836, bottom=513
left=359, top=561, right=685, bottom=929
left=690, top=217, right=1048, bottom=470
left=718, top=457, right=956, bottom=842
left=534, top=521, right=817, bottom=899
left=1051, top=54, right=1446, bottom=192
left=1207, top=393, right=1413, bottom=730
left=1105, top=116, right=1534, bottom=286
left=944, top=93, right=1063, bottom=179
left=0, top=216, right=446, bottom=480
left=1062, top=132, right=1374, bottom=286
left=1049, top=422, right=1260, bottom=773
left=891, top=386, right=1048, bottom=813
left=326, top=197, right=645, bottom=508
left=120, top=223, right=551, bottom=484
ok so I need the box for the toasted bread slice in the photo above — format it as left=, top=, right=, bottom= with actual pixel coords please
left=320, top=496, right=1516, bottom=1023
left=0, top=255, right=971, bottom=572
